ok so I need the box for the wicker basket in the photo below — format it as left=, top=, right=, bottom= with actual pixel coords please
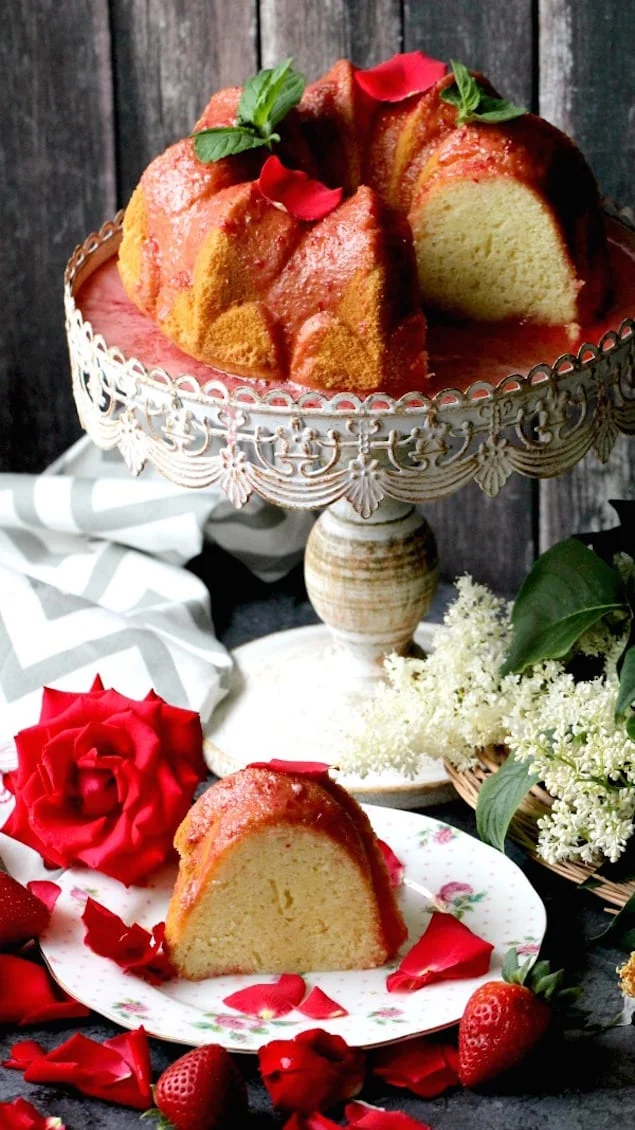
left=444, top=746, right=635, bottom=911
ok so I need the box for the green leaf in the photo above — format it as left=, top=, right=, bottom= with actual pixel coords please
left=471, top=95, right=527, bottom=122
left=616, top=632, right=635, bottom=718
left=237, top=57, right=305, bottom=137
left=476, top=752, right=540, bottom=852
left=627, top=716, right=635, bottom=741
left=592, top=890, right=635, bottom=951
left=500, top=539, right=627, bottom=675
left=192, top=126, right=272, bottom=162
left=238, top=63, right=283, bottom=128
left=440, top=59, right=526, bottom=125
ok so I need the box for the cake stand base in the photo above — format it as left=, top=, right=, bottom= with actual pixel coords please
left=204, top=622, right=453, bottom=809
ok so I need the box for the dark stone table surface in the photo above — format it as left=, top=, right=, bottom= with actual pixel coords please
left=2, top=548, right=633, bottom=1128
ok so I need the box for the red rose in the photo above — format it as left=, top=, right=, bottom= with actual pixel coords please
left=259, top=1028, right=365, bottom=1114
left=2, top=676, right=205, bottom=885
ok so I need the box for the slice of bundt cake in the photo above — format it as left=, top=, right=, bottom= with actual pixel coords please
left=164, top=764, right=407, bottom=978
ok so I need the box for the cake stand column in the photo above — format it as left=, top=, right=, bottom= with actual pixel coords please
left=304, top=496, right=439, bottom=684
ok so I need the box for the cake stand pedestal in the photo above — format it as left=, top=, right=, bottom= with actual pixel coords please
left=65, top=209, right=635, bottom=806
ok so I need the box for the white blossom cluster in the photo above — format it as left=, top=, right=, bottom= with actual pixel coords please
left=339, top=572, right=635, bottom=865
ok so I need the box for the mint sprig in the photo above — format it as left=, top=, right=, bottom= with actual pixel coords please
left=193, top=57, right=305, bottom=163
left=441, top=58, right=526, bottom=125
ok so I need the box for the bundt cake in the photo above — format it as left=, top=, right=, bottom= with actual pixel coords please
left=164, top=763, right=407, bottom=978
left=118, top=52, right=610, bottom=392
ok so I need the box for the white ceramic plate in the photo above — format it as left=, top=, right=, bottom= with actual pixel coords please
left=40, top=805, right=545, bottom=1051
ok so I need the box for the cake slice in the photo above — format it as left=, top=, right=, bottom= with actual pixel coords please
left=164, top=764, right=407, bottom=978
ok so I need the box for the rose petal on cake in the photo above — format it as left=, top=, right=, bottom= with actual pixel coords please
left=346, top=1100, right=432, bottom=1129
left=297, top=987, right=348, bottom=1019
left=247, top=759, right=331, bottom=779
left=377, top=839, right=405, bottom=888
left=81, top=897, right=175, bottom=985
left=258, top=157, right=344, bottom=222
left=372, top=1037, right=459, bottom=1097
left=27, top=880, right=61, bottom=914
left=386, top=911, right=494, bottom=992
left=223, top=973, right=307, bottom=1018
left=355, top=52, right=446, bottom=102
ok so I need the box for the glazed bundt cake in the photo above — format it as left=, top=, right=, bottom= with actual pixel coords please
left=164, top=763, right=407, bottom=978
left=118, top=52, right=610, bottom=392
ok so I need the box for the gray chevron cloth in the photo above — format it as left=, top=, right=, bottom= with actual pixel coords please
left=0, top=438, right=314, bottom=741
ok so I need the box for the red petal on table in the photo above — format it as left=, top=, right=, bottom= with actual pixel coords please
left=258, top=157, right=343, bottom=221
left=0, top=954, right=90, bottom=1024
left=377, top=839, right=405, bottom=888
left=247, top=759, right=331, bottom=779
left=297, top=987, right=348, bottom=1019
left=27, top=880, right=61, bottom=914
left=282, top=1114, right=343, bottom=1130
left=13, top=1028, right=153, bottom=1110
left=81, top=896, right=175, bottom=985
left=0, top=1096, right=65, bottom=1130
left=346, top=1100, right=432, bottom=1129
left=224, top=973, right=307, bottom=1017
left=3, top=1040, right=47, bottom=1070
left=355, top=52, right=446, bottom=102
left=386, top=911, right=494, bottom=992
left=372, top=1037, right=459, bottom=1097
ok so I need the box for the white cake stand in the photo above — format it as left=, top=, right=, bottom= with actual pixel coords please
left=65, top=208, right=635, bottom=806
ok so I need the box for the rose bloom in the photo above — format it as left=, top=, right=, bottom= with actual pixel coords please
left=437, top=882, right=473, bottom=903
left=259, top=1028, right=365, bottom=1113
left=2, top=677, right=205, bottom=885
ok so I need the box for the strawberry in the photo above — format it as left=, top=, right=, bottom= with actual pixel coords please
left=0, top=873, right=50, bottom=948
left=458, top=949, right=582, bottom=1087
left=148, top=1044, right=248, bottom=1130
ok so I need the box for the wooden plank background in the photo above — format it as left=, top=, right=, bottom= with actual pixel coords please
left=1, top=0, right=633, bottom=594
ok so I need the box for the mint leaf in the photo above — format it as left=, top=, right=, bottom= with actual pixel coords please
left=267, top=68, right=305, bottom=128
left=238, top=63, right=286, bottom=128
left=500, top=539, right=627, bottom=676
left=238, top=57, right=304, bottom=135
left=193, top=126, right=272, bottom=162
left=441, top=59, right=526, bottom=125
left=476, top=752, right=540, bottom=852
left=592, top=889, right=635, bottom=952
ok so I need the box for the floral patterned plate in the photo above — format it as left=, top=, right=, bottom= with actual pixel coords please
left=39, top=805, right=545, bottom=1051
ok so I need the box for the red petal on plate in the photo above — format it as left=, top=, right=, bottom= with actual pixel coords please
left=282, top=1114, right=343, bottom=1130
left=386, top=912, right=494, bottom=993
left=355, top=52, right=446, bottom=102
left=27, top=880, right=61, bottom=914
left=372, top=1037, right=459, bottom=1097
left=258, top=157, right=343, bottom=222
left=346, top=1101, right=432, bottom=1129
left=224, top=973, right=307, bottom=1018
left=247, top=759, right=332, bottom=780
left=297, top=987, right=348, bottom=1019
left=377, top=839, right=405, bottom=888
left=81, top=897, right=175, bottom=985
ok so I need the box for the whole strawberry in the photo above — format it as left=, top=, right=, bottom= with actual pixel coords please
left=458, top=949, right=581, bottom=1087
left=0, top=873, right=50, bottom=948
left=149, top=1044, right=248, bottom=1130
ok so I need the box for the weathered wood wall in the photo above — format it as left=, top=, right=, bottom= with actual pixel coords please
left=1, top=0, right=633, bottom=593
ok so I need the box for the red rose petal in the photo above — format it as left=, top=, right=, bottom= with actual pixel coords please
left=372, top=1037, right=459, bottom=1098
left=27, top=880, right=61, bottom=914
left=355, top=52, right=446, bottom=102
left=224, top=973, right=306, bottom=1018
left=283, top=1114, right=342, bottom=1130
left=0, top=1096, right=65, bottom=1130
left=0, top=954, right=90, bottom=1025
left=81, top=897, right=174, bottom=985
left=346, top=1100, right=432, bottom=1129
left=377, top=839, right=405, bottom=888
left=258, top=156, right=343, bottom=222
left=247, top=759, right=331, bottom=779
left=386, top=911, right=494, bottom=993
left=297, top=987, right=348, bottom=1019
left=260, top=1028, right=365, bottom=1114
left=13, top=1028, right=152, bottom=1110
left=3, top=1040, right=47, bottom=1070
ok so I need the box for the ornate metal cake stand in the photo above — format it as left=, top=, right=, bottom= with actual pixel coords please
left=65, top=209, right=635, bottom=805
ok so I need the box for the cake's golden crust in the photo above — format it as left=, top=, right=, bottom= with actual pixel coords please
left=165, top=767, right=407, bottom=976
left=118, top=58, right=611, bottom=389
